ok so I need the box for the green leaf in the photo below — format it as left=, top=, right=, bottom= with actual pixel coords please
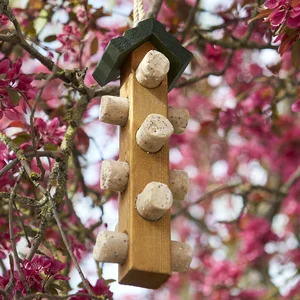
left=44, top=35, right=57, bottom=42
left=104, top=279, right=115, bottom=285
left=90, top=37, right=99, bottom=56
left=6, top=89, right=21, bottom=106
left=50, top=283, right=64, bottom=291
left=12, top=133, right=30, bottom=146
left=292, top=40, right=300, bottom=69
left=44, top=143, right=58, bottom=150
left=45, top=286, right=58, bottom=295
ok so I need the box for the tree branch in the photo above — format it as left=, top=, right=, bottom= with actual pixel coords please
left=176, top=50, right=234, bottom=88
left=147, top=0, right=163, bottom=18
left=194, top=31, right=277, bottom=50
left=21, top=293, right=102, bottom=300
left=0, top=150, right=64, bottom=178
left=181, top=0, right=201, bottom=42
left=48, top=197, right=95, bottom=297
left=4, top=254, right=15, bottom=296
left=8, top=168, right=30, bottom=293
left=0, top=192, right=46, bottom=207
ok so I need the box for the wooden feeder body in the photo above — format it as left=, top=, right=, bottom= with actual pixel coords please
left=118, top=42, right=171, bottom=289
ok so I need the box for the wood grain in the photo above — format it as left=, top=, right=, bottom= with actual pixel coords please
left=118, top=41, right=171, bottom=289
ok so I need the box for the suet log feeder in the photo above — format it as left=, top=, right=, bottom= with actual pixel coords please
left=93, top=18, right=193, bottom=289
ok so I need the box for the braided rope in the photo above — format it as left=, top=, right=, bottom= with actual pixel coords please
left=133, top=0, right=145, bottom=27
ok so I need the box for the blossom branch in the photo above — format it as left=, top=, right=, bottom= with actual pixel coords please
left=0, top=131, right=92, bottom=295
left=281, top=165, right=300, bottom=193
left=180, top=0, right=201, bottom=42
left=29, top=65, right=58, bottom=180
left=4, top=254, right=15, bottom=296
left=0, top=150, right=64, bottom=178
left=22, top=292, right=102, bottom=300
left=48, top=196, right=95, bottom=297
left=8, top=167, right=30, bottom=293
left=173, top=182, right=288, bottom=220
left=266, top=165, right=300, bottom=220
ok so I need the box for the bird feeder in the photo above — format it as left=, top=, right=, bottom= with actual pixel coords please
left=93, top=18, right=193, bottom=289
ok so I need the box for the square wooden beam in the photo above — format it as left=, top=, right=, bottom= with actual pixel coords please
left=118, top=41, right=171, bottom=289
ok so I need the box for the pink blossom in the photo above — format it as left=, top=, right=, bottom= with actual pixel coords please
left=239, top=216, right=278, bottom=262
left=33, top=65, right=62, bottom=108
left=0, top=58, right=36, bottom=120
left=206, top=44, right=223, bottom=59
left=70, top=279, right=113, bottom=300
left=57, top=24, right=81, bottom=62
left=257, top=0, right=300, bottom=56
left=219, top=108, right=239, bottom=129
left=68, top=235, right=86, bottom=260
left=201, top=259, right=242, bottom=296
left=287, top=6, right=300, bottom=27
left=76, top=6, right=90, bottom=24
left=267, top=5, right=288, bottom=26
left=11, top=256, right=69, bottom=296
left=264, top=0, right=281, bottom=9
left=292, top=100, right=300, bottom=112
left=283, top=195, right=300, bottom=216
left=34, top=117, right=66, bottom=148
left=0, top=14, right=9, bottom=27
left=206, top=44, right=226, bottom=70
left=0, top=140, right=16, bottom=166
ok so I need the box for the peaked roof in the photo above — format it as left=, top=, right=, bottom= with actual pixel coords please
left=92, top=18, right=193, bottom=91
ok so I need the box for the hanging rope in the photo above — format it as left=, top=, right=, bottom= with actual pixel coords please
left=133, top=0, right=145, bottom=27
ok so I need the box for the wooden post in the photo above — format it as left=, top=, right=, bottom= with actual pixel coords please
left=118, top=42, right=171, bottom=289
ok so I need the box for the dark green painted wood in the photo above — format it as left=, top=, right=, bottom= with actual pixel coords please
left=92, top=18, right=193, bottom=91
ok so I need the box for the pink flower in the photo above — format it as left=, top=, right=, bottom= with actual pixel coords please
left=219, top=108, right=239, bottom=129
left=11, top=256, right=69, bottom=296
left=264, top=0, right=281, bottom=9
left=201, top=259, right=242, bottom=296
left=76, top=6, right=89, bottom=24
left=0, top=58, right=36, bottom=120
left=0, top=14, right=9, bottom=27
left=267, top=5, right=288, bottom=26
left=205, top=44, right=225, bottom=70
left=15, top=261, right=43, bottom=294
left=68, top=235, right=86, bottom=260
left=34, top=117, right=66, bottom=148
left=292, top=100, right=300, bottom=112
left=70, top=279, right=113, bottom=300
left=287, top=6, right=300, bottom=27
left=239, top=216, right=278, bottom=262
left=57, top=24, right=81, bottom=62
